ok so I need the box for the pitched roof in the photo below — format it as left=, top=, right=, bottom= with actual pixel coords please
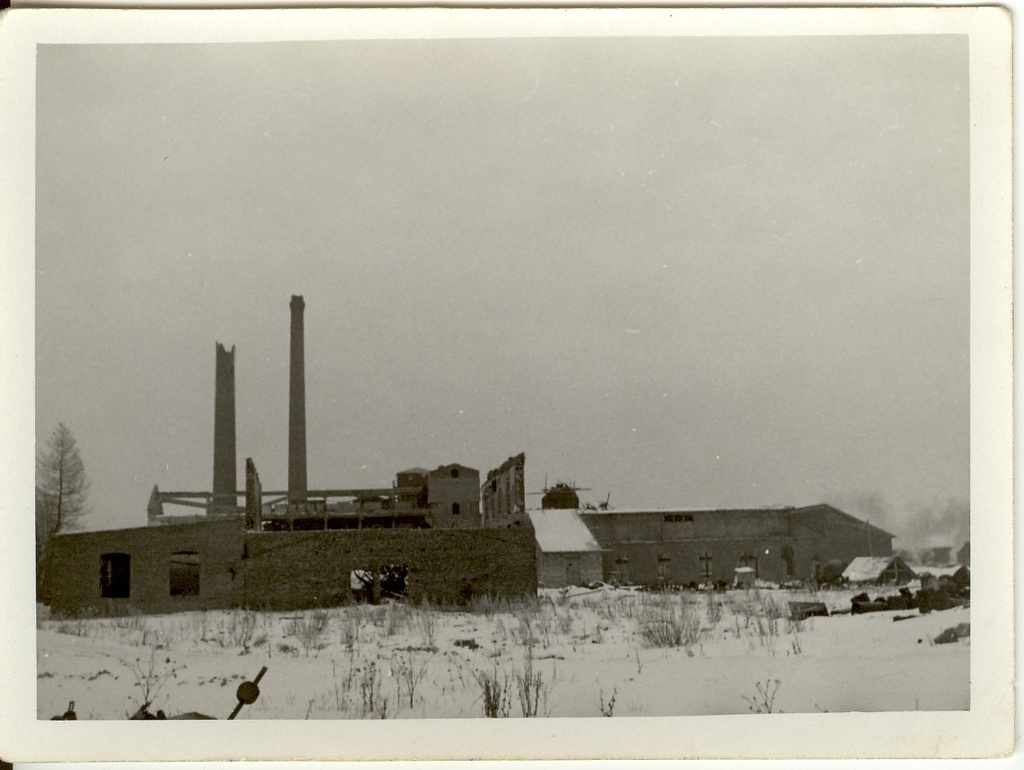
left=528, top=509, right=603, bottom=553
left=577, top=506, right=794, bottom=516
left=792, top=504, right=896, bottom=538
left=842, top=556, right=915, bottom=583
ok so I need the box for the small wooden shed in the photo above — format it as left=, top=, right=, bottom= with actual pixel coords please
left=842, top=555, right=916, bottom=586
left=528, top=509, right=604, bottom=588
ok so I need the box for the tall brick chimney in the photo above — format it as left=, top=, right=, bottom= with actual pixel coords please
left=212, top=342, right=236, bottom=512
left=288, top=295, right=307, bottom=503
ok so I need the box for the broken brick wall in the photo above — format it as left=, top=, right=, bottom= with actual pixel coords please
left=481, top=452, right=527, bottom=528
left=240, top=525, right=537, bottom=610
left=46, top=519, right=245, bottom=617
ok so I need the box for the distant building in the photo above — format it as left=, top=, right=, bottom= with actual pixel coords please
left=578, top=504, right=894, bottom=585
left=426, top=464, right=481, bottom=529
left=957, top=541, right=970, bottom=567
left=528, top=509, right=603, bottom=588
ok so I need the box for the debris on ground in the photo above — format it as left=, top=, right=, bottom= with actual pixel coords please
left=789, top=602, right=828, bottom=621
left=933, top=623, right=970, bottom=645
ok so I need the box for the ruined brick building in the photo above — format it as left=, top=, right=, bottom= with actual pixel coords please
left=45, top=296, right=893, bottom=615
left=46, top=297, right=534, bottom=616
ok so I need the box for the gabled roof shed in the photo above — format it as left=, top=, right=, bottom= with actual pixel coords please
left=842, top=555, right=916, bottom=585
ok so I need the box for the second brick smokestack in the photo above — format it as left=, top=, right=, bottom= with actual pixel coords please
left=288, top=295, right=307, bottom=503
left=212, top=342, right=236, bottom=512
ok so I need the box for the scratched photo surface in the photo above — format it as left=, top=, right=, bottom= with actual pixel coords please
left=34, top=34, right=970, bottom=722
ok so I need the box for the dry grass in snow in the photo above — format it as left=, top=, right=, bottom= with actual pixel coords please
left=37, top=586, right=969, bottom=719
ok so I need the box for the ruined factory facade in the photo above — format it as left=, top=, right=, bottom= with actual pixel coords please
left=45, top=295, right=535, bottom=617
left=43, top=293, right=897, bottom=613
left=46, top=520, right=536, bottom=616
left=579, top=504, right=894, bottom=586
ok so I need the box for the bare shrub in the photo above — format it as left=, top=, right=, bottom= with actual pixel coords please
left=383, top=601, right=410, bottom=638
left=359, top=660, right=386, bottom=718
left=285, top=610, right=330, bottom=656
left=226, top=609, right=257, bottom=648
left=56, top=618, right=89, bottom=637
left=599, top=685, right=617, bottom=717
left=340, top=616, right=362, bottom=648
left=638, top=598, right=701, bottom=649
left=394, top=650, right=431, bottom=709
left=415, top=600, right=438, bottom=648
left=123, top=649, right=183, bottom=716
left=514, top=649, right=548, bottom=717
left=473, top=664, right=511, bottom=718
left=705, top=591, right=723, bottom=626
left=743, top=678, right=782, bottom=714
left=513, top=612, right=537, bottom=647
left=325, top=651, right=361, bottom=715
left=469, top=593, right=503, bottom=618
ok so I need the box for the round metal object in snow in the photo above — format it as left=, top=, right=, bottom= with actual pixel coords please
left=236, top=681, right=260, bottom=705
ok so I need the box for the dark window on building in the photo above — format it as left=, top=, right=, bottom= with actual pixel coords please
left=100, top=553, right=130, bottom=599
left=169, top=551, right=200, bottom=596
left=663, top=513, right=696, bottom=541
left=452, top=502, right=461, bottom=516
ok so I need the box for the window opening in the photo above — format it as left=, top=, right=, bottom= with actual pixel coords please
left=379, top=564, right=409, bottom=598
left=169, top=551, right=200, bottom=596
left=100, top=553, right=130, bottom=599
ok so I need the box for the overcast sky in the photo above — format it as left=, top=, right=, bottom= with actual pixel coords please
left=35, top=35, right=969, bottom=544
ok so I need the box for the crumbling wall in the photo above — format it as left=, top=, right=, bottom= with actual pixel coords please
left=241, top=526, right=536, bottom=610
left=46, top=519, right=245, bottom=616
left=481, top=452, right=526, bottom=527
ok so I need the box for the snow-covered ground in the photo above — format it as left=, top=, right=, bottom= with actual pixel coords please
left=36, top=586, right=969, bottom=720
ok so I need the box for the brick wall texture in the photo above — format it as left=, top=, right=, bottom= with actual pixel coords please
left=46, top=519, right=536, bottom=616
left=241, top=527, right=536, bottom=609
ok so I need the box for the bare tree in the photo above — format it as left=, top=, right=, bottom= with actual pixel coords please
left=36, top=423, right=89, bottom=601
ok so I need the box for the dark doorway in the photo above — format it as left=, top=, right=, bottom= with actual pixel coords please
left=100, top=553, right=130, bottom=599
